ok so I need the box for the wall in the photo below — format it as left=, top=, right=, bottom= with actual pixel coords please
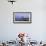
left=0, top=0, right=46, bottom=41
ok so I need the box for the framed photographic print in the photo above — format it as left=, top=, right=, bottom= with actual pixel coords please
left=13, top=12, right=32, bottom=24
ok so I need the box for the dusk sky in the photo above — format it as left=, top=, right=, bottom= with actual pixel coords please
left=14, top=12, right=32, bottom=18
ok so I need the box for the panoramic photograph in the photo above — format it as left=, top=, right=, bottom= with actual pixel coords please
left=15, top=13, right=29, bottom=21
left=13, top=12, right=32, bottom=23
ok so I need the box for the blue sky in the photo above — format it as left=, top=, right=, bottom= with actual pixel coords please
left=15, top=12, right=31, bottom=18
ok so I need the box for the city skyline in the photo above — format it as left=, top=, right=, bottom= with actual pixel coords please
left=14, top=12, right=32, bottom=18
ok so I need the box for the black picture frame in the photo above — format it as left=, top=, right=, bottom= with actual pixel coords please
left=13, top=12, right=32, bottom=24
